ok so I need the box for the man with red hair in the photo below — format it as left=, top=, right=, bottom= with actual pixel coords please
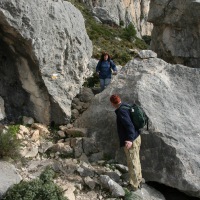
left=110, top=94, right=142, bottom=191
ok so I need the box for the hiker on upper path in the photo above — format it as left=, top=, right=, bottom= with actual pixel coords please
left=110, top=94, right=143, bottom=191
left=96, top=52, right=117, bottom=92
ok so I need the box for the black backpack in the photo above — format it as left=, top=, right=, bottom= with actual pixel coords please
left=121, top=104, right=148, bottom=131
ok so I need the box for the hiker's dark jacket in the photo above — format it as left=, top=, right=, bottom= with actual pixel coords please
left=96, top=60, right=117, bottom=79
left=115, top=103, right=139, bottom=147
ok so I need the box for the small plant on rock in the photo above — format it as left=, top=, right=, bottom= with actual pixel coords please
left=0, top=125, right=21, bottom=159
left=122, top=23, right=137, bottom=42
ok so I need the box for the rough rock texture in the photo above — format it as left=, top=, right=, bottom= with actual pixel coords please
left=149, top=0, right=200, bottom=68
left=0, top=0, right=92, bottom=124
left=139, top=184, right=166, bottom=200
left=0, top=96, right=6, bottom=120
left=0, top=161, right=22, bottom=198
left=99, top=175, right=125, bottom=197
left=81, top=0, right=153, bottom=37
left=75, top=50, right=200, bottom=197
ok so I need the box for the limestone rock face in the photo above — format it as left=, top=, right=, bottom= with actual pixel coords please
left=81, top=0, right=153, bottom=37
left=0, top=0, right=92, bottom=124
left=149, top=0, right=200, bottom=68
left=75, top=50, right=200, bottom=197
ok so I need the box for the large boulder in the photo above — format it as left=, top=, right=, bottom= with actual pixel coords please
left=81, top=0, right=153, bottom=37
left=75, top=50, right=200, bottom=197
left=0, top=0, right=92, bottom=124
left=148, top=0, right=200, bottom=68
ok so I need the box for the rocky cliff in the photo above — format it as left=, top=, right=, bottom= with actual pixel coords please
left=0, top=0, right=92, bottom=124
left=75, top=50, right=200, bottom=198
left=149, top=0, right=200, bottom=68
left=81, top=0, right=153, bottom=37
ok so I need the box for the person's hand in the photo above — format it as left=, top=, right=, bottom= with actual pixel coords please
left=96, top=72, right=100, bottom=76
left=125, top=141, right=132, bottom=150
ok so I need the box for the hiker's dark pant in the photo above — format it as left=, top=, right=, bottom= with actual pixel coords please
left=100, top=78, right=111, bottom=91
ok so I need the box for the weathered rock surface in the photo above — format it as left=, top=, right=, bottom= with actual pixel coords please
left=82, top=0, right=153, bottom=37
left=149, top=0, right=200, bottom=68
left=0, top=0, right=92, bottom=124
left=0, top=161, right=22, bottom=198
left=129, top=184, right=166, bottom=200
left=141, top=184, right=166, bottom=200
left=100, top=175, right=125, bottom=197
left=0, top=96, right=6, bottom=120
left=75, top=50, right=200, bottom=197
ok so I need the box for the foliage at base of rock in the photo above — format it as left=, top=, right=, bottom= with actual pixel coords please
left=2, top=167, right=68, bottom=200
left=0, top=125, right=21, bottom=159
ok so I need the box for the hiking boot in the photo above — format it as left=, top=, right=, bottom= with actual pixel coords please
left=138, top=178, right=145, bottom=189
left=126, top=184, right=139, bottom=192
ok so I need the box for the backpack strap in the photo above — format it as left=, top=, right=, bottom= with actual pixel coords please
left=146, top=117, right=149, bottom=131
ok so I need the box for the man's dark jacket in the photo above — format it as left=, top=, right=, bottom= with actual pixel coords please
left=115, top=103, right=139, bottom=147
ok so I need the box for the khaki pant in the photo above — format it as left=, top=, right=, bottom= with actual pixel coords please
left=124, top=135, right=142, bottom=189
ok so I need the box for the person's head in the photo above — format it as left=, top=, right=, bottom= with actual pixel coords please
left=100, top=52, right=110, bottom=61
left=110, top=94, right=121, bottom=108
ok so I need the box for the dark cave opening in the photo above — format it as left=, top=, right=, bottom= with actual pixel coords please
left=147, top=182, right=200, bottom=200
left=0, top=38, right=34, bottom=123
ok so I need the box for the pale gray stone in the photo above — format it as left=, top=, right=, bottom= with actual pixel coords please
left=0, top=96, right=6, bottom=120
left=77, top=165, right=95, bottom=177
left=0, top=161, right=22, bottom=198
left=57, top=130, right=66, bottom=138
left=100, top=175, right=125, bottom=197
left=138, top=50, right=157, bottom=59
left=21, top=143, right=39, bottom=158
left=39, top=141, right=54, bottom=153
left=113, top=164, right=128, bottom=173
left=22, top=116, right=34, bottom=125
left=105, top=171, right=121, bottom=183
left=84, top=176, right=96, bottom=189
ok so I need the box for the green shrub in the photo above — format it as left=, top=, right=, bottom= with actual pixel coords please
left=83, top=73, right=100, bottom=88
left=134, top=38, right=148, bottom=49
left=142, top=35, right=151, bottom=45
left=3, top=167, right=68, bottom=200
left=120, top=20, right=125, bottom=26
left=0, top=125, right=21, bottom=159
left=122, top=23, right=137, bottom=42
